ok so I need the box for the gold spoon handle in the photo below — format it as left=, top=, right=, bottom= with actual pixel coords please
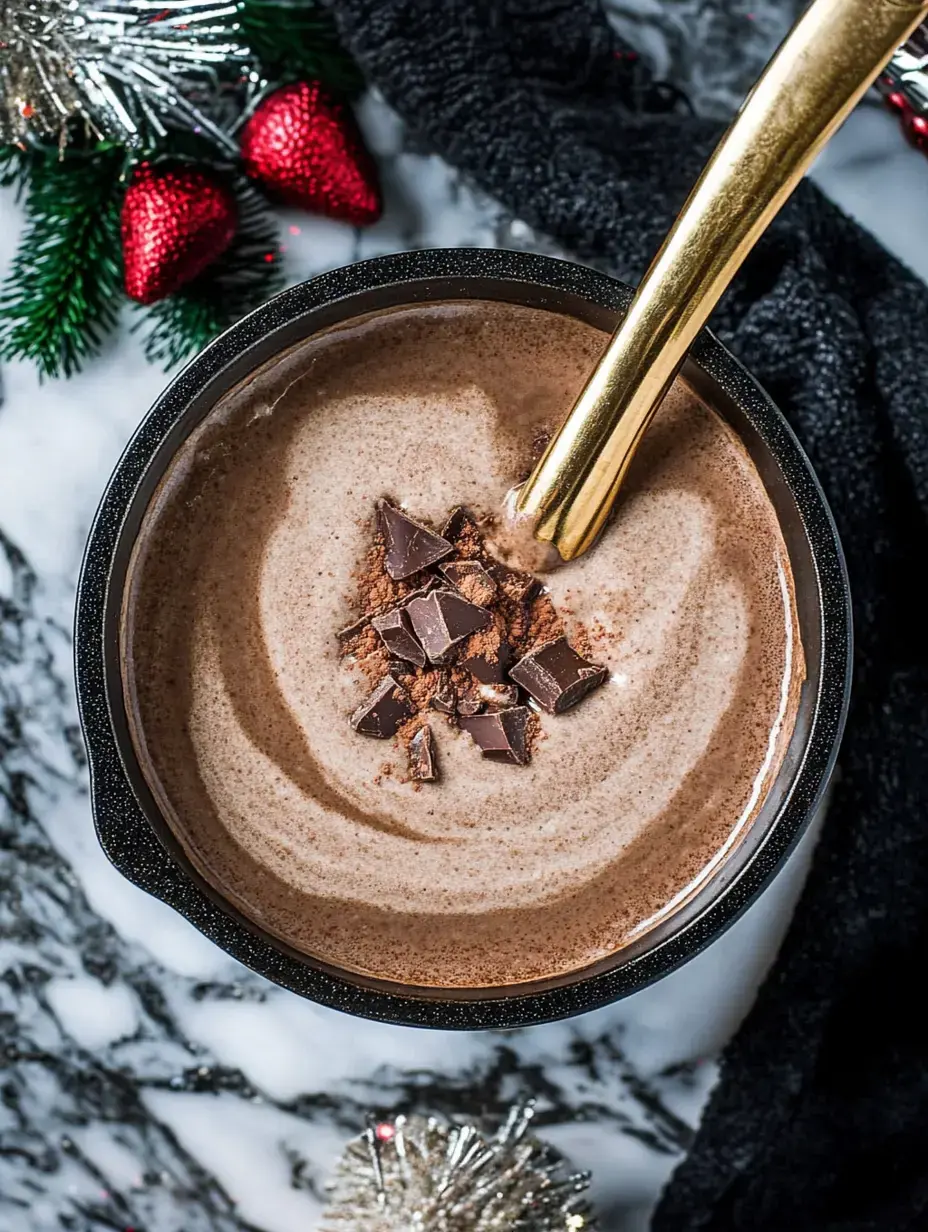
left=516, top=0, right=928, bottom=562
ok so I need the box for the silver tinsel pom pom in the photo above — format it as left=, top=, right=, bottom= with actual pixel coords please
left=0, top=1, right=255, bottom=150
left=881, top=23, right=928, bottom=117
left=322, top=1103, right=597, bottom=1232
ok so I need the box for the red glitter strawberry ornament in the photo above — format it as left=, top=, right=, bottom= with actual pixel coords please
left=121, top=164, right=238, bottom=305
left=240, top=81, right=381, bottom=225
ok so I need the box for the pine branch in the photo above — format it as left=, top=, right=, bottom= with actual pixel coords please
left=0, top=147, right=125, bottom=379
left=0, top=145, right=29, bottom=193
left=136, top=179, right=284, bottom=369
left=239, top=0, right=365, bottom=98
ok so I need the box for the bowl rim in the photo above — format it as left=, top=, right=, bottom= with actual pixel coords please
left=74, top=247, right=853, bottom=1029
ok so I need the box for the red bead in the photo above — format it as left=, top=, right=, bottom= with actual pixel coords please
left=899, top=103, right=928, bottom=152
left=240, top=81, right=381, bottom=226
left=121, top=164, right=237, bottom=304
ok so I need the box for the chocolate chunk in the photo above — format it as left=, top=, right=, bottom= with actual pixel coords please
left=460, top=707, right=531, bottom=766
left=455, top=690, right=484, bottom=717
left=478, top=682, right=520, bottom=709
left=509, top=637, right=608, bottom=714
left=430, top=672, right=457, bottom=714
left=448, top=668, right=486, bottom=717
left=441, top=505, right=479, bottom=544
left=336, top=615, right=368, bottom=641
left=405, top=588, right=492, bottom=664
left=440, top=559, right=497, bottom=607
left=490, top=561, right=541, bottom=603
left=408, top=725, right=437, bottom=782
left=349, top=675, right=413, bottom=738
left=377, top=499, right=452, bottom=580
left=371, top=607, right=427, bottom=667
left=461, top=626, right=513, bottom=683
left=441, top=505, right=489, bottom=560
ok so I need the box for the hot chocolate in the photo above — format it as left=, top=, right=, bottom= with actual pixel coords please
left=122, top=300, right=804, bottom=988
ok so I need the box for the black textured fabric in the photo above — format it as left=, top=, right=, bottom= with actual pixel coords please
left=328, top=2, right=928, bottom=1228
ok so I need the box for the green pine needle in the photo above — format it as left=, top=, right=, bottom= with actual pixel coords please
left=0, top=144, right=30, bottom=194
left=0, top=147, right=125, bottom=380
left=239, top=0, right=366, bottom=98
left=136, top=179, right=285, bottom=370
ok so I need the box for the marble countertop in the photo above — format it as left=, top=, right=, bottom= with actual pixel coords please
left=3, top=6, right=928, bottom=1228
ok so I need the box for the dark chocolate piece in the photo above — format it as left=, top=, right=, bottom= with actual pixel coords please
left=349, top=675, right=413, bottom=738
left=430, top=672, right=457, bottom=714
left=460, top=707, right=531, bottom=766
left=490, top=561, right=541, bottom=603
left=477, top=682, right=520, bottom=709
left=441, top=505, right=480, bottom=547
left=455, top=689, right=484, bottom=717
left=377, top=499, right=452, bottom=580
left=408, top=725, right=437, bottom=781
left=509, top=637, right=608, bottom=714
left=440, top=559, right=497, bottom=606
left=371, top=607, right=427, bottom=667
left=461, top=627, right=513, bottom=683
left=336, top=615, right=368, bottom=641
left=405, top=588, right=492, bottom=664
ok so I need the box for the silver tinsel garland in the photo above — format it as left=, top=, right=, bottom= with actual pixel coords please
left=0, top=0, right=256, bottom=150
left=322, top=1104, right=597, bottom=1232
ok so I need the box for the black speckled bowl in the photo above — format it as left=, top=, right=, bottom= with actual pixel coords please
left=75, top=249, right=852, bottom=1029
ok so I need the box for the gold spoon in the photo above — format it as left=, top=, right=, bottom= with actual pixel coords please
left=512, top=0, right=928, bottom=564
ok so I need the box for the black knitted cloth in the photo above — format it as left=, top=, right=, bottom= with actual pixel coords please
left=329, top=2, right=928, bottom=1228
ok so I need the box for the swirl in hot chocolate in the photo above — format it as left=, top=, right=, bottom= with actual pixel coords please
left=123, top=301, right=803, bottom=988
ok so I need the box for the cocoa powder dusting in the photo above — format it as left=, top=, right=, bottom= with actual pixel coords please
left=341, top=625, right=391, bottom=686
left=461, top=622, right=503, bottom=666
left=339, top=500, right=603, bottom=782
left=403, top=669, right=443, bottom=710
left=569, top=623, right=594, bottom=661
left=519, top=593, right=565, bottom=654
left=455, top=572, right=490, bottom=605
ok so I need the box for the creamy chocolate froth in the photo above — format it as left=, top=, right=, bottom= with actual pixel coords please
left=122, top=300, right=804, bottom=988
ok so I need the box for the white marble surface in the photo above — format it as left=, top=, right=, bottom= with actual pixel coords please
left=3, top=12, right=928, bottom=1231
